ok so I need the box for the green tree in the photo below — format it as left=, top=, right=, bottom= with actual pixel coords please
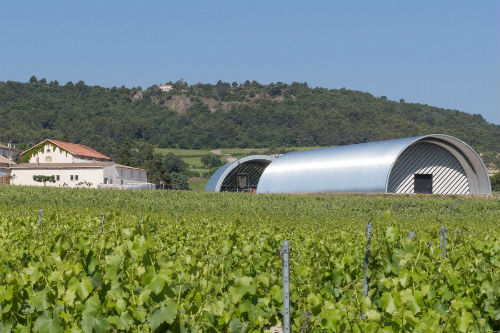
left=138, top=143, right=169, bottom=184
left=170, top=172, right=189, bottom=190
left=33, top=175, right=55, bottom=186
left=115, top=141, right=133, bottom=166
left=12, top=152, right=21, bottom=164
left=163, top=153, right=188, bottom=173
left=201, top=154, right=223, bottom=168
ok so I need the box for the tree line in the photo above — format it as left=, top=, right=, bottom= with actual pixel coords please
left=1, top=76, right=498, bottom=172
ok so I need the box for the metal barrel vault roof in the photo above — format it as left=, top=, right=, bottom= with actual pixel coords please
left=256, top=134, right=490, bottom=194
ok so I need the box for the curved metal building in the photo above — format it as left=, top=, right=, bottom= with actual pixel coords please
left=205, top=155, right=275, bottom=192
left=206, top=135, right=491, bottom=195
left=257, top=135, right=490, bottom=194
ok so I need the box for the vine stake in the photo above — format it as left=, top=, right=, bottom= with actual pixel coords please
left=37, top=209, right=43, bottom=235
left=101, top=213, right=105, bottom=234
left=281, top=241, right=290, bottom=333
left=362, top=220, right=372, bottom=319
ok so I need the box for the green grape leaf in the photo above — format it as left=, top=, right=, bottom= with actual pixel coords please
left=228, top=317, right=248, bottom=333
left=0, top=322, right=13, bottom=333
left=148, top=274, right=166, bottom=295
left=31, top=290, right=49, bottom=311
left=148, top=299, right=177, bottom=330
left=81, top=312, right=110, bottom=333
left=78, top=276, right=93, bottom=300
left=109, top=311, right=134, bottom=330
left=386, top=226, right=399, bottom=242
left=457, top=311, right=473, bottom=333
left=203, top=300, right=224, bottom=316
left=33, top=314, right=63, bottom=333
left=365, top=309, right=381, bottom=322
left=381, top=292, right=397, bottom=314
left=400, top=289, right=420, bottom=313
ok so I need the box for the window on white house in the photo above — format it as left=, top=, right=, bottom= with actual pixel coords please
left=104, top=178, right=108, bottom=184
left=75, top=175, right=79, bottom=181
left=121, top=180, right=123, bottom=185
left=109, top=179, right=113, bottom=184
left=56, top=175, right=60, bottom=181
left=70, top=175, right=74, bottom=181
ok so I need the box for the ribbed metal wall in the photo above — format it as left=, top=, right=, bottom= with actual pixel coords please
left=388, top=142, right=469, bottom=194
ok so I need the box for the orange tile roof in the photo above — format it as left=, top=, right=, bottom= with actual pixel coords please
left=11, top=162, right=113, bottom=169
left=21, top=139, right=112, bottom=161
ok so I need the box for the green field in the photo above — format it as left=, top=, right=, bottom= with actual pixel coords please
left=0, top=187, right=499, bottom=332
left=188, top=178, right=209, bottom=192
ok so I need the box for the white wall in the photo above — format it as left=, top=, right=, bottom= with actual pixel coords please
left=103, top=164, right=117, bottom=184
left=28, top=144, right=75, bottom=163
left=10, top=168, right=104, bottom=188
left=115, top=166, right=148, bottom=185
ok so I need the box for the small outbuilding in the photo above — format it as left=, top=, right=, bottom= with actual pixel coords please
left=206, top=135, right=491, bottom=195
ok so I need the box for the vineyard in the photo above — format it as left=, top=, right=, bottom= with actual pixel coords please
left=0, top=187, right=499, bottom=332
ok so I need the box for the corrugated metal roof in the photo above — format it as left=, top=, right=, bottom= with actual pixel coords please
left=256, top=134, right=490, bottom=195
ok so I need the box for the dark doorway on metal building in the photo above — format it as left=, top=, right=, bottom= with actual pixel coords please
left=414, top=174, right=432, bottom=194
left=236, top=173, right=248, bottom=192
left=220, top=159, right=271, bottom=192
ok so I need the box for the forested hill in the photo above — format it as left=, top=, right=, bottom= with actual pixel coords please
left=1, top=77, right=498, bottom=163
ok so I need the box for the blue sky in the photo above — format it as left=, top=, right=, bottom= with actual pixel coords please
left=1, top=0, right=498, bottom=124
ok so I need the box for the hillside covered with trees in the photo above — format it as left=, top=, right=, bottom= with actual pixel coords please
left=1, top=77, right=498, bottom=168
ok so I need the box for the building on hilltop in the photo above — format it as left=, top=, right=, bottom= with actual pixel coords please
left=159, top=84, right=173, bottom=92
left=9, top=139, right=153, bottom=189
left=206, top=134, right=491, bottom=195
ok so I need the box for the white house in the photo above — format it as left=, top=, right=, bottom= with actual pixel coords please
left=10, top=139, right=152, bottom=189
left=159, top=84, right=173, bottom=92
